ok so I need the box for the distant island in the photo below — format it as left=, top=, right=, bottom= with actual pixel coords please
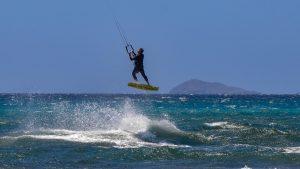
left=169, top=79, right=259, bottom=95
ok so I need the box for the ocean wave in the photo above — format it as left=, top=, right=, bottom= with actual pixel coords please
left=282, top=147, right=300, bottom=154
left=1, top=99, right=211, bottom=148
left=204, top=121, right=244, bottom=129
left=241, top=165, right=252, bottom=169
left=226, top=105, right=236, bottom=109
left=1, top=129, right=184, bottom=148
left=220, top=98, right=231, bottom=103
left=1, top=114, right=210, bottom=148
left=0, top=121, right=7, bottom=125
left=179, top=97, right=187, bottom=102
left=1, top=116, right=209, bottom=148
left=137, top=120, right=211, bottom=146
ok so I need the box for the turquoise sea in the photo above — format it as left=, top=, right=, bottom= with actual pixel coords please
left=0, top=94, right=299, bottom=168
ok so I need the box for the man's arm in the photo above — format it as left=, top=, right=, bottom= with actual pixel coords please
left=129, top=52, right=137, bottom=61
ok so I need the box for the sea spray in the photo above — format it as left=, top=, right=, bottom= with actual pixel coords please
left=118, top=98, right=151, bottom=133
left=10, top=97, right=192, bottom=148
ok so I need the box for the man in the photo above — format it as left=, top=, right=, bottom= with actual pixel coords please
left=129, top=48, right=150, bottom=85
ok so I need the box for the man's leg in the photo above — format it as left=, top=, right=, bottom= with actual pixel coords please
left=132, top=67, right=138, bottom=81
left=140, top=69, right=149, bottom=85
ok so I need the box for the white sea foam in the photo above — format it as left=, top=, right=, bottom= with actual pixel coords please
left=2, top=99, right=189, bottom=148
left=3, top=130, right=177, bottom=148
left=0, top=121, right=7, bottom=125
left=220, top=98, right=230, bottom=103
left=205, top=121, right=228, bottom=127
left=179, top=97, right=187, bottom=102
left=204, top=121, right=243, bottom=129
left=226, top=105, right=236, bottom=109
left=283, top=147, right=300, bottom=154
left=2, top=129, right=184, bottom=148
left=241, top=165, right=252, bottom=169
left=151, top=119, right=181, bottom=133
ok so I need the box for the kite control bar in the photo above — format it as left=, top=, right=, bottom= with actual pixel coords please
left=126, top=44, right=136, bottom=57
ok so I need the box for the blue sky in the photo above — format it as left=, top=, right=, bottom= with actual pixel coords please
left=0, top=0, right=299, bottom=94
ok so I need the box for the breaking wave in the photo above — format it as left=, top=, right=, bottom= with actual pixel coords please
left=1, top=99, right=208, bottom=148
left=282, top=147, right=300, bottom=154
left=204, top=121, right=244, bottom=129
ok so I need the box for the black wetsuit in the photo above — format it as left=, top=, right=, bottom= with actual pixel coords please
left=130, top=53, right=149, bottom=84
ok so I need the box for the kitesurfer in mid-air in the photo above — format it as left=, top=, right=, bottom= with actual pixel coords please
left=129, top=48, right=150, bottom=85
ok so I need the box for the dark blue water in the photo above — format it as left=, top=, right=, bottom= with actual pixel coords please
left=0, top=94, right=299, bottom=168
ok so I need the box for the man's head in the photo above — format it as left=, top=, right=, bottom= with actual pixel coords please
left=138, top=48, right=144, bottom=54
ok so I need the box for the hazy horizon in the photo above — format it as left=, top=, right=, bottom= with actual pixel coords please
left=1, top=0, right=300, bottom=94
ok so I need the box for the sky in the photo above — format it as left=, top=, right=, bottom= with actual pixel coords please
left=0, top=0, right=299, bottom=94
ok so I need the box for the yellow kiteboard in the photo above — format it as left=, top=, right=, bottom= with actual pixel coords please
left=128, top=82, right=159, bottom=91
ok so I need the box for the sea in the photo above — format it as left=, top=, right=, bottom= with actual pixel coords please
left=0, top=94, right=299, bottom=168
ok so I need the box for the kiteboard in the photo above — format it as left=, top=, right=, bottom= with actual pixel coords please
left=128, top=82, right=159, bottom=91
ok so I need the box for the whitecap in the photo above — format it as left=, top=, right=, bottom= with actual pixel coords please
left=241, top=165, right=252, bottom=169
left=179, top=97, right=187, bottom=102
left=226, top=105, right=236, bottom=109
left=283, top=147, right=300, bottom=154
left=220, top=98, right=230, bottom=103
left=204, top=121, right=243, bottom=129
left=205, top=121, right=228, bottom=127
left=1, top=129, right=183, bottom=148
left=2, top=99, right=192, bottom=148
